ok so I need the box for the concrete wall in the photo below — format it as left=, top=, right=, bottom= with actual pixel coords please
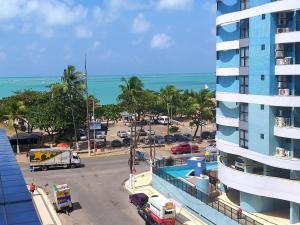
left=217, top=102, right=239, bottom=118
left=240, top=191, right=289, bottom=213
left=217, top=125, right=239, bottom=144
left=217, top=76, right=239, bottom=93
left=217, top=49, right=239, bottom=68
left=152, top=174, right=239, bottom=225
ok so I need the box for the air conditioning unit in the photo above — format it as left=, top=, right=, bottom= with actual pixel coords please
left=278, top=88, right=290, bottom=96
left=283, top=57, right=292, bottom=65
left=276, top=147, right=285, bottom=157
left=276, top=59, right=285, bottom=65
left=278, top=81, right=288, bottom=88
left=276, top=117, right=285, bottom=127
left=275, top=50, right=284, bottom=58
left=275, top=44, right=284, bottom=51
left=285, top=150, right=291, bottom=158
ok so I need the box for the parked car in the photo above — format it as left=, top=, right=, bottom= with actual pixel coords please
left=141, top=136, right=154, bottom=145
left=146, top=129, right=155, bottom=135
left=174, top=134, right=189, bottom=142
left=90, top=140, right=106, bottom=149
left=171, top=143, right=199, bottom=154
left=235, top=157, right=245, bottom=171
left=183, top=133, right=193, bottom=141
left=122, top=137, right=132, bottom=146
left=129, top=193, right=149, bottom=208
left=154, top=135, right=165, bottom=144
left=117, top=131, right=128, bottom=138
left=201, top=131, right=216, bottom=140
left=111, top=140, right=123, bottom=148
left=79, top=134, right=87, bottom=141
left=164, top=135, right=176, bottom=143
left=157, top=116, right=169, bottom=125
left=138, top=129, right=147, bottom=136
left=95, top=130, right=105, bottom=139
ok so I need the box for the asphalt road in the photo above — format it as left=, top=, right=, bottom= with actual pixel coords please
left=20, top=155, right=149, bottom=225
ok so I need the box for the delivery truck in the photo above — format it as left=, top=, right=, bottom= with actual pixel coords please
left=29, top=148, right=81, bottom=171
left=53, top=184, right=73, bottom=213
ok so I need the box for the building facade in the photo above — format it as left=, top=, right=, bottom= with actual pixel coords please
left=216, top=0, right=300, bottom=223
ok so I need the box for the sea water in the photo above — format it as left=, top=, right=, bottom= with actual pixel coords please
left=0, top=73, right=215, bottom=104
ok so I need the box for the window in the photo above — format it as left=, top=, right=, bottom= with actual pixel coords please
left=240, top=47, right=249, bottom=67
left=261, top=74, right=265, bottom=80
left=262, top=14, right=265, bottom=20
left=261, top=105, right=264, bottom=110
left=240, top=76, right=249, bottom=94
left=216, top=26, right=220, bottom=36
left=241, top=0, right=249, bottom=10
left=217, top=51, right=220, bottom=60
left=217, top=101, right=220, bottom=107
left=239, top=129, right=248, bottom=149
left=261, top=44, right=265, bottom=50
left=240, top=103, right=248, bottom=122
left=240, top=19, right=249, bottom=39
left=217, top=1, right=221, bottom=11
left=260, top=134, right=264, bottom=139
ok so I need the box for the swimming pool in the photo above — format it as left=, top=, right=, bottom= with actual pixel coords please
left=162, top=166, right=194, bottom=178
left=162, top=161, right=218, bottom=178
left=206, top=161, right=218, bottom=171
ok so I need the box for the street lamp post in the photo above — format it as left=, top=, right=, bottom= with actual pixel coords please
left=84, top=55, right=91, bottom=156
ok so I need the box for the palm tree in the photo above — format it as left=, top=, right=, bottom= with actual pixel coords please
left=159, top=85, right=181, bottom=134
left=61, top=65, right=85, bottom=149
left=118, top=76, right=144, bottom=119
left=189, top=89, right=215, bottom=141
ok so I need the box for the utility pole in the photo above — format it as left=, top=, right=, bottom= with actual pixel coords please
left=149, top=116, right=153, bottom=172
left=85, top=54, right=91, bottom=156
left=93, top=98, right=96, bottom=155
left=129, top=119, right=134, bottom=189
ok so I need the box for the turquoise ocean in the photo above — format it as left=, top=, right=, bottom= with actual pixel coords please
left=0, top=73, right=215, bottom=104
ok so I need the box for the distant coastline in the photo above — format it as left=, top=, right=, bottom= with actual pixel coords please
left=0, top=73, right=215, bottom=104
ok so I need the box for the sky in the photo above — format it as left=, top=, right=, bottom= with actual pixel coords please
left=0, top=0, right=216, bottom=77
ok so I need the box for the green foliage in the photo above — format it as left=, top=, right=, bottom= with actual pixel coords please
left=95, top=104, right=122, bottom=125
left=169, top=126, right=179, bottom=134
left=165, top=156, right=175, bottom=166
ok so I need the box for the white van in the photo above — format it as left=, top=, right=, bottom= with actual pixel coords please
left=158, top=116, right=169, bottom=125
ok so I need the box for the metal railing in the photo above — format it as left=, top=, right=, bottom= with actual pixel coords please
left=153, top=160, right=264, bottom=225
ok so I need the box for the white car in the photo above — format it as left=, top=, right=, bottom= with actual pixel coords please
left=146, top=129, right=155, bottom=135
left=117, top=131, right=128, bottom=138
left=95, top=131, right=106, bottom=139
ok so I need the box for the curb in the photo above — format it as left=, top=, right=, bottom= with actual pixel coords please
left=34, top=187, right=63, bottom=225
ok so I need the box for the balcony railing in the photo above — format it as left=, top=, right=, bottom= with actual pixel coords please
left=153, top=159, right=264, bottom=225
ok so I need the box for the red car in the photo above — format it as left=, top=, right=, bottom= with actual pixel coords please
left=171, top=143, right=199, bottom=154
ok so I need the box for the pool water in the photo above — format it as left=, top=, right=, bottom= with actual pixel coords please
left=206, top=161, right=218, bottom=171
left=162, top=161, right=218, bottom=178
left=162, top=167, right=194, bottom=178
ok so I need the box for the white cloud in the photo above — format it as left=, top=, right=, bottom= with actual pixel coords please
left=93, top=41, right=101, bottom=48
left=75, top=26, right=93, bottom=38
left=157, top=0, right=194, bottom=10
left=0, top=51, right=7, bottom=60
left=0, top=0, right=87, bottom=37
left=132, top=13, right=150, bottom=33
left=151, top=33, right=173, bottom=49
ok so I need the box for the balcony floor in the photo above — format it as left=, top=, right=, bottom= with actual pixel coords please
left=218, top=190, right=299, bottom=225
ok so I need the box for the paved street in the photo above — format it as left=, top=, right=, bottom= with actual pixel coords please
left=20, top=155, right=149, bottom=225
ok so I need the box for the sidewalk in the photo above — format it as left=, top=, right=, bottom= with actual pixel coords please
left=124, top=171, right=207, bottom=225
left=32, top=187, right=62, bottom=225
